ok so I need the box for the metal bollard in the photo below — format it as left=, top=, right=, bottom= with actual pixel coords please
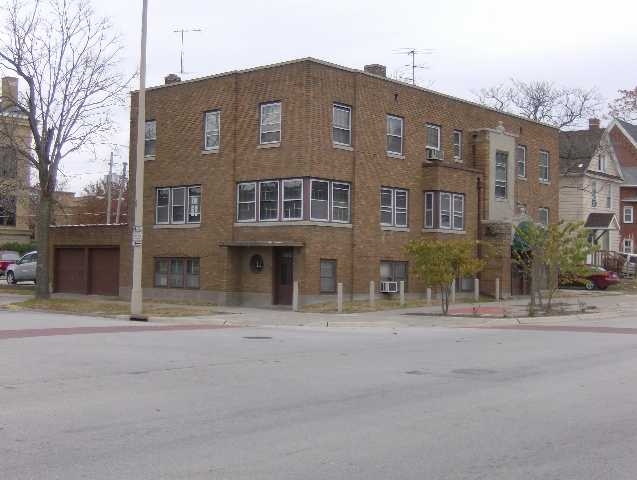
left=369, top=281, right=375, bottom=307
left=400, top=280, right=405, bottom=307
left=292, top=280, right=299, bottom=312
left=337, top=283, right=343, bottom=313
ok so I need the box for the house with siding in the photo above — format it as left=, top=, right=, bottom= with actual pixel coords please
left=48, top=58, right=559, bottom=305
left=559, top=119, right=623, bottom=252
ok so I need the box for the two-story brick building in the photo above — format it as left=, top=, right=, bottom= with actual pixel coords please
left=50, top=58, right=559, bottom=305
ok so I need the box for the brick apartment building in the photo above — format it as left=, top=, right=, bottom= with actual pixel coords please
left=0, top=77, right=31, bottom=244
left=50, top=58, right=559, bottom=305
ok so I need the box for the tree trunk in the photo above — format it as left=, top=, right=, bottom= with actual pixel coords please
left=441, top=286, right=450, bottom=315
left=35, top=192, right=52, bottom=299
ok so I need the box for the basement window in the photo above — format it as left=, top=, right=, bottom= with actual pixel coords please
left=154, top=257, right=200, bottom=289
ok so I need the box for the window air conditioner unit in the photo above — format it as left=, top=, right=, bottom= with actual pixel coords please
left=426, top=148, right=443, bottom=161
left=380, top=281, right=399, bottom=293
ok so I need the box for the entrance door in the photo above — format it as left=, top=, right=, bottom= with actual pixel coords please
left=273, top=248, right=294, bottom=305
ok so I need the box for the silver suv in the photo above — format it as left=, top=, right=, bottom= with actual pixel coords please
left=5, top=251, right=38, bottom=284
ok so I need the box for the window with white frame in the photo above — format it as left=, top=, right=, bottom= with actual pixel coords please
left=539, top=207, right=549, bottom=226
left=624, top=205, right=634, bottom=223
left=332, top=182, right=350, bottom=222
left=516, top=145, right=526, bottom=178
left=332, top=104, right=351, bottom=146
left=237, top=182, right=257, bottom=221
left=623, top=238, right=633, bottom=254
left=598, top=153, right=606, bottom=172
left=386, top=115, right=403, bottom=155
left=144, top=120, right=156, bottom=157
left=452, top=130, right=462, bottom=160
left=426, top=124, right=441, bottom=150
left=282, top=179, right=303, bottom=220
left=591, top=180, right=598, bottom=208
left=380, top=187, right=408, bottom=227
left=155, top=186, right=201, bottom=225
left=539, top=150, right=550, bottom=182
left=424, top=191, right=465, bottom=231
left=204, top=110, right=220, bottom=150
left=310, top=180, right=329, bottom=221
left=260, top=102, right=281, bottom=144
left=380, top=261, right=408, bottom=289
left=495, top=151, right=508, bottom=199
left=606, top=184, right=612, bottom=209
left=259, top=181, right=278, bottom=221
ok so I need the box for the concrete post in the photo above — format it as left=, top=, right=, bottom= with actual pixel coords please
left=292, top=281, right=299, bottom=312
left=369, top=281, right=375, bottom=307
left=399, top=280, right=405, bottom=307
left=426, top=287, right=432, bottom=305
left=450, top=279, right=456, bottom=304
left=495, top=277, right=500, bottom=302
left=337, top=282, right=343, bottom=313
left=474, top=278, right=480, bottom=302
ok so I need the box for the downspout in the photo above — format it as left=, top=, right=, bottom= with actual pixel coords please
left=477, top=176, right=482, bottom=258
left=350, top=72, right=358, bottom=302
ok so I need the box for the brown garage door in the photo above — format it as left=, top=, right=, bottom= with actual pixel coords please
left=54, top=247, right=120, bottom=296
left=55, top=248, right=86, bottom=294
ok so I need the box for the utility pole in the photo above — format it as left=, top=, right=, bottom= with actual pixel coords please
left=131, top=0, right=148, bottom=320
left=173, top=28, right=201, bottom=74
left=106, top=151, right=113, bottom=224
left=115, top=161, right=127, bottom=224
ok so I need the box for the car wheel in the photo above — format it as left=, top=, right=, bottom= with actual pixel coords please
left=6, top=271, right=16, bottom=285
left=584, top=280, right=595, bottom=290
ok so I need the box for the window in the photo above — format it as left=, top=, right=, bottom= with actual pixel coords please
left=539, top=207, right=549, bottom=226
left=495, top=150, right=508, bottom=199
left=155, top=186, right=201, bottom=225
left=144, top=120, right=156, bottom=157
left=380, top=261, right=408, bottom=290
left=591, top=180, right=598, bottom=208
left=204, top=110, right=220, bottom=150
left=606, top=184, right=612, bottom=209
left=516, top=145, right=526, bottom=178
left=320, top=259, right=337, bottom=293
left=426, top=124, right=441, bottom=150
left=424, top=191, right=465, bottom=231
left=310, top=180, right=329, bottom=221
left=154, top=258, right=200, bottom=289
left=237, top=182, right=257, bottom=221
left=539, top=150, right=550, bottom=182
left=624, top=206, right=634, bottom=223
left=332, top=104, right=351, bottom=146
left=0, top=195, right=16, bottom=226
left=259, top=181, right=279, bottom=221
left=380, top=187, right=408, bottom=227
left=387, top=115, right=403, bottom=155
left=452, top=130, right=462, bottom=160
left=332, top=182, right=350, bottom=222
left=260, top=102, right=281, bottom=144
left=598, top=154, right=606, bottom=172
left=0, top=147, right=17, bottom=178
left=623, top=239, right=633, bottom=254
left=282, top=179, right=303, bottom=220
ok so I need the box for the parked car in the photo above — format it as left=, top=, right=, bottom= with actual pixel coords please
left=560, top=266, right=620, bottom=290
left=5, top=251, right=38, bottom=284
left=0, top=251, right=20, bottom=277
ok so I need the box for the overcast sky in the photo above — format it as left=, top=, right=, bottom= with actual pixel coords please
left=39, top=0, right=637, bottom=193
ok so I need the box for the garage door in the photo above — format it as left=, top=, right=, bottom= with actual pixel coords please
left=54, top=247, right=120, bottom=296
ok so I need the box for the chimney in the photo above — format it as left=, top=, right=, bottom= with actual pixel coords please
left=164, top=73, right=181, bottom=85
left=1, top=76, right=18, bottom=109
left=364, top=64, right=387, bottom=78
left=589, top=118, right=600, bottom=130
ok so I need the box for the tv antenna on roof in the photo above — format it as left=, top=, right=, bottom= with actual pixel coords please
left=393, top=48, right=434, bottom=85
left=173, top=28, right=202, bottom=74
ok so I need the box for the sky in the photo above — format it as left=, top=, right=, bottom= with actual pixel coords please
left=19, top=0, right=637, bottom=193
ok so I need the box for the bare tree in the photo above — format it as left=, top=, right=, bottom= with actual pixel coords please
left=476, top=79, right=602, bottom=129
left=0, top=0, right=129, bottom=298
left=609, top=87, right=637, bottom=122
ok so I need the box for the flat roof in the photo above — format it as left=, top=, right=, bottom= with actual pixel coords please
left=219, top=240, right=304, bottom=248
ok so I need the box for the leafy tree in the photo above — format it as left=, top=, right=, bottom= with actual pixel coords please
left=406, top=239, right=486, bottom=315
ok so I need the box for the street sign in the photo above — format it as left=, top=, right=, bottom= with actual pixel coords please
left=132, top=225, right=143, bottom=247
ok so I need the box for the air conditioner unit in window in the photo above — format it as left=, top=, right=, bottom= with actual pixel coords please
left=380, top=281, right=399, bottom=294
left=426, top=148, right=443, bottom=161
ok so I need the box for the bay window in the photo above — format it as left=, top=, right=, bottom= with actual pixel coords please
left=424, top=191, right=465, bottom=231
left=332, top=182, right=350, bottom=222
left=282, top=179, right=303, bottom=220
left=259, top=181, right=279, bottom=221
left=310, top=180, right=329, bottom=221
left=237, top=182, right=257, bottom=221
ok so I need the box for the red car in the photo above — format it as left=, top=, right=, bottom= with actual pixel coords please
left=561, top=266, right=620, bottom=290
left=0, top=251, right=20, bottom=277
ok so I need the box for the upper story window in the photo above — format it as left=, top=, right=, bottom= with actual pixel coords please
left=0, top=147, right=17, bottom=178
left=591, top=180, right=598, bottom=208
left=155, top=185, right=201, bottom=224
left=597, top=153, right=607, bottom=172
left=516, top=145, right=526, bottom=178
left=452, top=130, right=462, bottom=161
left=424, top=191, right=465, bottom=231
left=538, top=207, right=549, bottom=226
left=204, top=110, right=220, bottom=151
left=426, top=124, right=441, bottom=160
left=144, top=120, right=156, bottom=157
left=0, top=195, right=16, bottom=226
left=386, top=115, right=403, bottom=155
left=332, top=104, right=352, bottom=146
left=259, top=181, right=279, bottom=221
left=380, top=187, right=408, bottom=228
left=331, top=182, right=351, bottom=223
left=624, top=206, right=633, bottom=223
left=282, top=179, right=303, bottom=220
left=623, top=238, right=633, bottom=254
left=495, top=151, right=508, bottom=199
left=539, top=150, right=550, bottom=183
left=260, top=102, right=281, bottom=144
left=237, top=182, right=257, bottom=222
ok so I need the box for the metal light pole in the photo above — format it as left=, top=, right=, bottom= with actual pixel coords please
left=130, top=0, right=148, bottom=320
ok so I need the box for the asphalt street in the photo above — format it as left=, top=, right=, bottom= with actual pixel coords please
left=2, top=310, right=637, bottom=479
